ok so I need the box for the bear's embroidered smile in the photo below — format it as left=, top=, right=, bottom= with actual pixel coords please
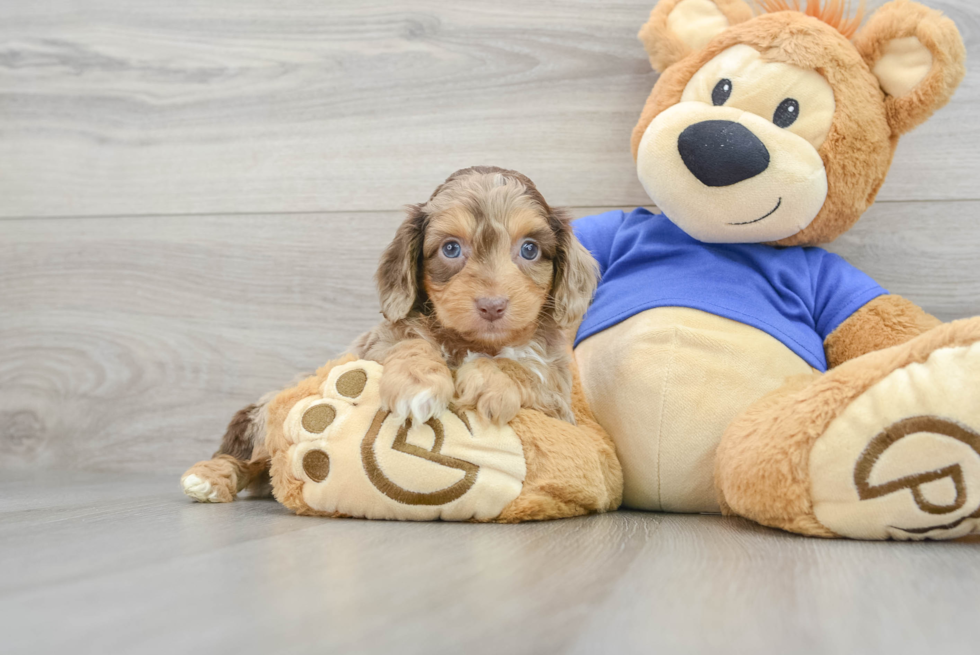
left=729, top=197, right=782, bottom=226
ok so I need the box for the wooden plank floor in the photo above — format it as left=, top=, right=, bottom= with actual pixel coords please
left=3, top=1, right=980, bottom=652
left=3, top=0, right=980, bottom=473
left=0, top=471, right=977, bottom=655
left=1, top=0, right=978, bottom=471
left=3, top=202, right=980, bottom=472
left=0, top=0, right=977, bottom=219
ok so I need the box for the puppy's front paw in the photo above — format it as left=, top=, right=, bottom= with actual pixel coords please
left=455, top=358, right=522, bottom=426
left=379, top=366, right=454, bottom=424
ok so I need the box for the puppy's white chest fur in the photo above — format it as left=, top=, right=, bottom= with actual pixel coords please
left=459, top=344, right=548, bottom=383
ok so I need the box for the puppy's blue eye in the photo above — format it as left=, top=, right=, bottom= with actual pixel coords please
left=442, top=241, right=462, bottom=258
left=520, top=241, right=539, bottom=260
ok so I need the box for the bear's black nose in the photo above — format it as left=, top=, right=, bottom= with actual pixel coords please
left=677, top=120, right=770, bottom=187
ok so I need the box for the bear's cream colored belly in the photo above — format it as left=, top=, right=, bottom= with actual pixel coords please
left=575, top=307, right=815, bottom=513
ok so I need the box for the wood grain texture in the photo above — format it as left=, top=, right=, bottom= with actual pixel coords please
left=0, top=211, right=400, bottom=472
left=3, top=6, right=979, bottom=649
left=1, top=472, right=978, bottom=655
left=0, top=0, right=978, bottom=218
left=2, top=201, right=979, bottom=473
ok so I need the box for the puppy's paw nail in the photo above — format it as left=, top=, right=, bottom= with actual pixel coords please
left=489, top=412, right=517, bottom=426
left=407, top=390, right=447, bottom=423
left=477, top=397, right=520, bottom=426
left=182, top=474, right=219, bottom=503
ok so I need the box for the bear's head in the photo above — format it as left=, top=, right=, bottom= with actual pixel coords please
left=632, top=0, right=965, bottom=245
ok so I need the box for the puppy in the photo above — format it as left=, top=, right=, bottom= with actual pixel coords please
left=186, top=166, right=597, bottom=502
left=357, top=165, right=598, bottom=426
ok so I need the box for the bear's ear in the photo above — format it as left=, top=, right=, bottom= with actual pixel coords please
left=854, top=0, right=966, bottom=136
left=639, top=0, right=753, bottom=72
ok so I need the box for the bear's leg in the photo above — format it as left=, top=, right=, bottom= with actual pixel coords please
left=716, top=317, right=980, bottom=540
left=495, top=361, right=623, bottom=522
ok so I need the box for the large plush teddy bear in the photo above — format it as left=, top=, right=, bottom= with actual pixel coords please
left=572, top=0, right=980, bottom=539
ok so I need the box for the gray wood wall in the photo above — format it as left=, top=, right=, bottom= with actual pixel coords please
left=2, top=0, right=978, bottom=474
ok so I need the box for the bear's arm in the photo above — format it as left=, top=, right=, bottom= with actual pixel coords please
left=823, top=295, right=941, bottom=368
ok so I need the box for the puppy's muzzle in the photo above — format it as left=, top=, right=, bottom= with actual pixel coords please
left=475, top=297, right=508, bottom=323
left=678, top=120, right=770, bottom=187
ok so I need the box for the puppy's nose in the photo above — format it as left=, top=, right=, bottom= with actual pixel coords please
left=475, top=297, right=508, bottom=322
left=677, top=120, right=770, bottom=187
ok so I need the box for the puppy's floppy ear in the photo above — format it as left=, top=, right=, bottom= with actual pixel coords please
left=854, top=0, right=966, bottom=137
left=639, top=0, right=753, bottom=73
left=550, top=210, right=599, bottom=329
left=376, top=204, right=427, bottom=321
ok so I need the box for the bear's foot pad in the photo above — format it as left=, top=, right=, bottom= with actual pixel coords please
left=811, top=341, right=980, bottom=540
left=282, top=360, right=527, bottom=521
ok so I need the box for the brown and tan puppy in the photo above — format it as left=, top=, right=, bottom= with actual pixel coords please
left=358, top=165, right=598, bottom=427
left=181, top=166, right=598, bottom=503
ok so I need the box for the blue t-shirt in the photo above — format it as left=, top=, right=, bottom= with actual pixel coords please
left=573, top=208, right=887, bottom=372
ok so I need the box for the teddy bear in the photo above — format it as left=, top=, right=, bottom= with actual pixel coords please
left=571, top=0, right=980, bottom=539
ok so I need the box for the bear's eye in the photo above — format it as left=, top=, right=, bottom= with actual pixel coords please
left=773, top=98, right=800, bottom=128
left=712, top=79, right=732, bottom=106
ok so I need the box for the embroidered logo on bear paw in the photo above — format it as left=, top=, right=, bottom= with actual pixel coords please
left=361, top=407, right=478, bottom=506
left=853, top=416, right=980, bottom=536
left=810, top=342, right=980, bottom=540
left=283, top=360, right=526, bottom=521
